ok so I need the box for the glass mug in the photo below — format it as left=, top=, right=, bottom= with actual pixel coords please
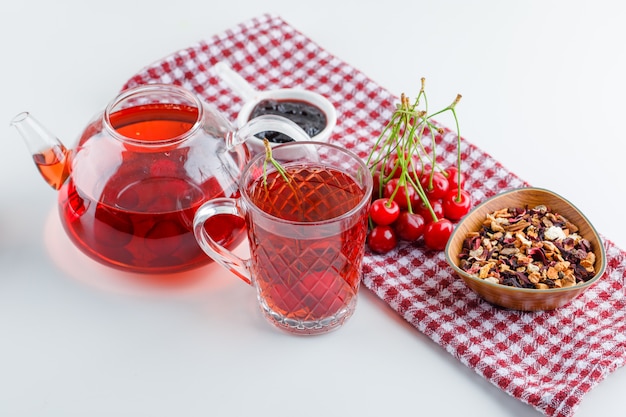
left=193, top=141, right=372, bottom=335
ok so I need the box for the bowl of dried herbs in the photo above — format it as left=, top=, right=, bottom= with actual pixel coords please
left=445, top=187, right=606, bottom=311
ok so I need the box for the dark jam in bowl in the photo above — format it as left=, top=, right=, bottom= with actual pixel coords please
left=249, top=99, right=327, bottom=143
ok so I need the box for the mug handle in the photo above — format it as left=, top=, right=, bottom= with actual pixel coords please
left=193, top=198, right=252, bottom=285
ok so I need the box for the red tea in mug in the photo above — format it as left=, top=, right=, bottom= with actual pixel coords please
left=246, top=164, right=369, bottom=324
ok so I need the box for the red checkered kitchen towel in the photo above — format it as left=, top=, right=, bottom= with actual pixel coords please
left=123, top=14, right=626, bottom=417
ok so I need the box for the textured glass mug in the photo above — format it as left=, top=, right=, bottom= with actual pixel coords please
left=193, top=141, right=372, bottom=335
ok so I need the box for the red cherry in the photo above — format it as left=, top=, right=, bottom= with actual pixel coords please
left=444, top=166, right=466, bottom=191
left=415, top=199, right=444, bottom=223
left=420, top=171, right=450, bottom=200
left=370, top=198, right=400, bottom=226
left=371, top=171, right=384, bottom=200
left=394, top=211, right=425, bottom=241
left=383, top=152, right=421, bottom=179
left=442, top=190, right=472, bottom=221
left=423, top=219, right=454, bottom=251
left=367, top=225, right=398, bottom=254
left=383, top=178, right=421, bottom=211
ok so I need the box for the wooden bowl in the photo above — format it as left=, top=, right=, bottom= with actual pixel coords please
left=444, top=187, right=606, bottom=311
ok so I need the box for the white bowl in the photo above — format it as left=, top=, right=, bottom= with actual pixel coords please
left=214, top=62, right=337, bottom=155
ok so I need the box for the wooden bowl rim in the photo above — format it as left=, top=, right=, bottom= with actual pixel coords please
left=444, top=187, right=607, bottom=294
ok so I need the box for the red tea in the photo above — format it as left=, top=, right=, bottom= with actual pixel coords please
left=40, top=104, right=245, bottom=273
left=247, top=164, right=369, bottom=325
left=33, top=145, right=71, bottom=190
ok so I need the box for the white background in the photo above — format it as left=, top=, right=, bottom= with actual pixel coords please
left=1, top=1, right=625, bottom=416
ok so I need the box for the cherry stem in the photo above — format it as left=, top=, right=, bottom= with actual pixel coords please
left=450, top=104, right=463, bottom=202
left=262, top=139, right=302, bottom=205
left=367, top=80, right=462, bottom=220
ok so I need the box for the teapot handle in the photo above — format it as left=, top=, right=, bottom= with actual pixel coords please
left=193, top=198, right=252, bottom=285
left=227, top=114, right=311, bottom=150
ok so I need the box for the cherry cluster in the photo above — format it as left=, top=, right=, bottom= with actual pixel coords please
left=364, top=83, right=471, bottom=254
left=367, top=161, right=472, bottom=253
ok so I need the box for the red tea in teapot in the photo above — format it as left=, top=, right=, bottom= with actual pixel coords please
left=41, top=103, right=246, bottom=273
left=33, top=146, right=71, bottom=190
left=16, top=84, right=314, bottom=275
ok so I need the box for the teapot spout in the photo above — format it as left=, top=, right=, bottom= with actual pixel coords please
left=11, top=112, right=71, bottom=190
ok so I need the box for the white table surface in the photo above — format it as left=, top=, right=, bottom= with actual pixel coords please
left=2, top=1, right=625, bottom=416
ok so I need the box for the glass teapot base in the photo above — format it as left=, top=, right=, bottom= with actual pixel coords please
left=60, top=220, right=246, bottom=275
left=57, top=181, right=246, bottom=274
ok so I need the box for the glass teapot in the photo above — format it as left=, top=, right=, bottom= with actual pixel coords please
left=11, top=84, right=311, bottom=274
